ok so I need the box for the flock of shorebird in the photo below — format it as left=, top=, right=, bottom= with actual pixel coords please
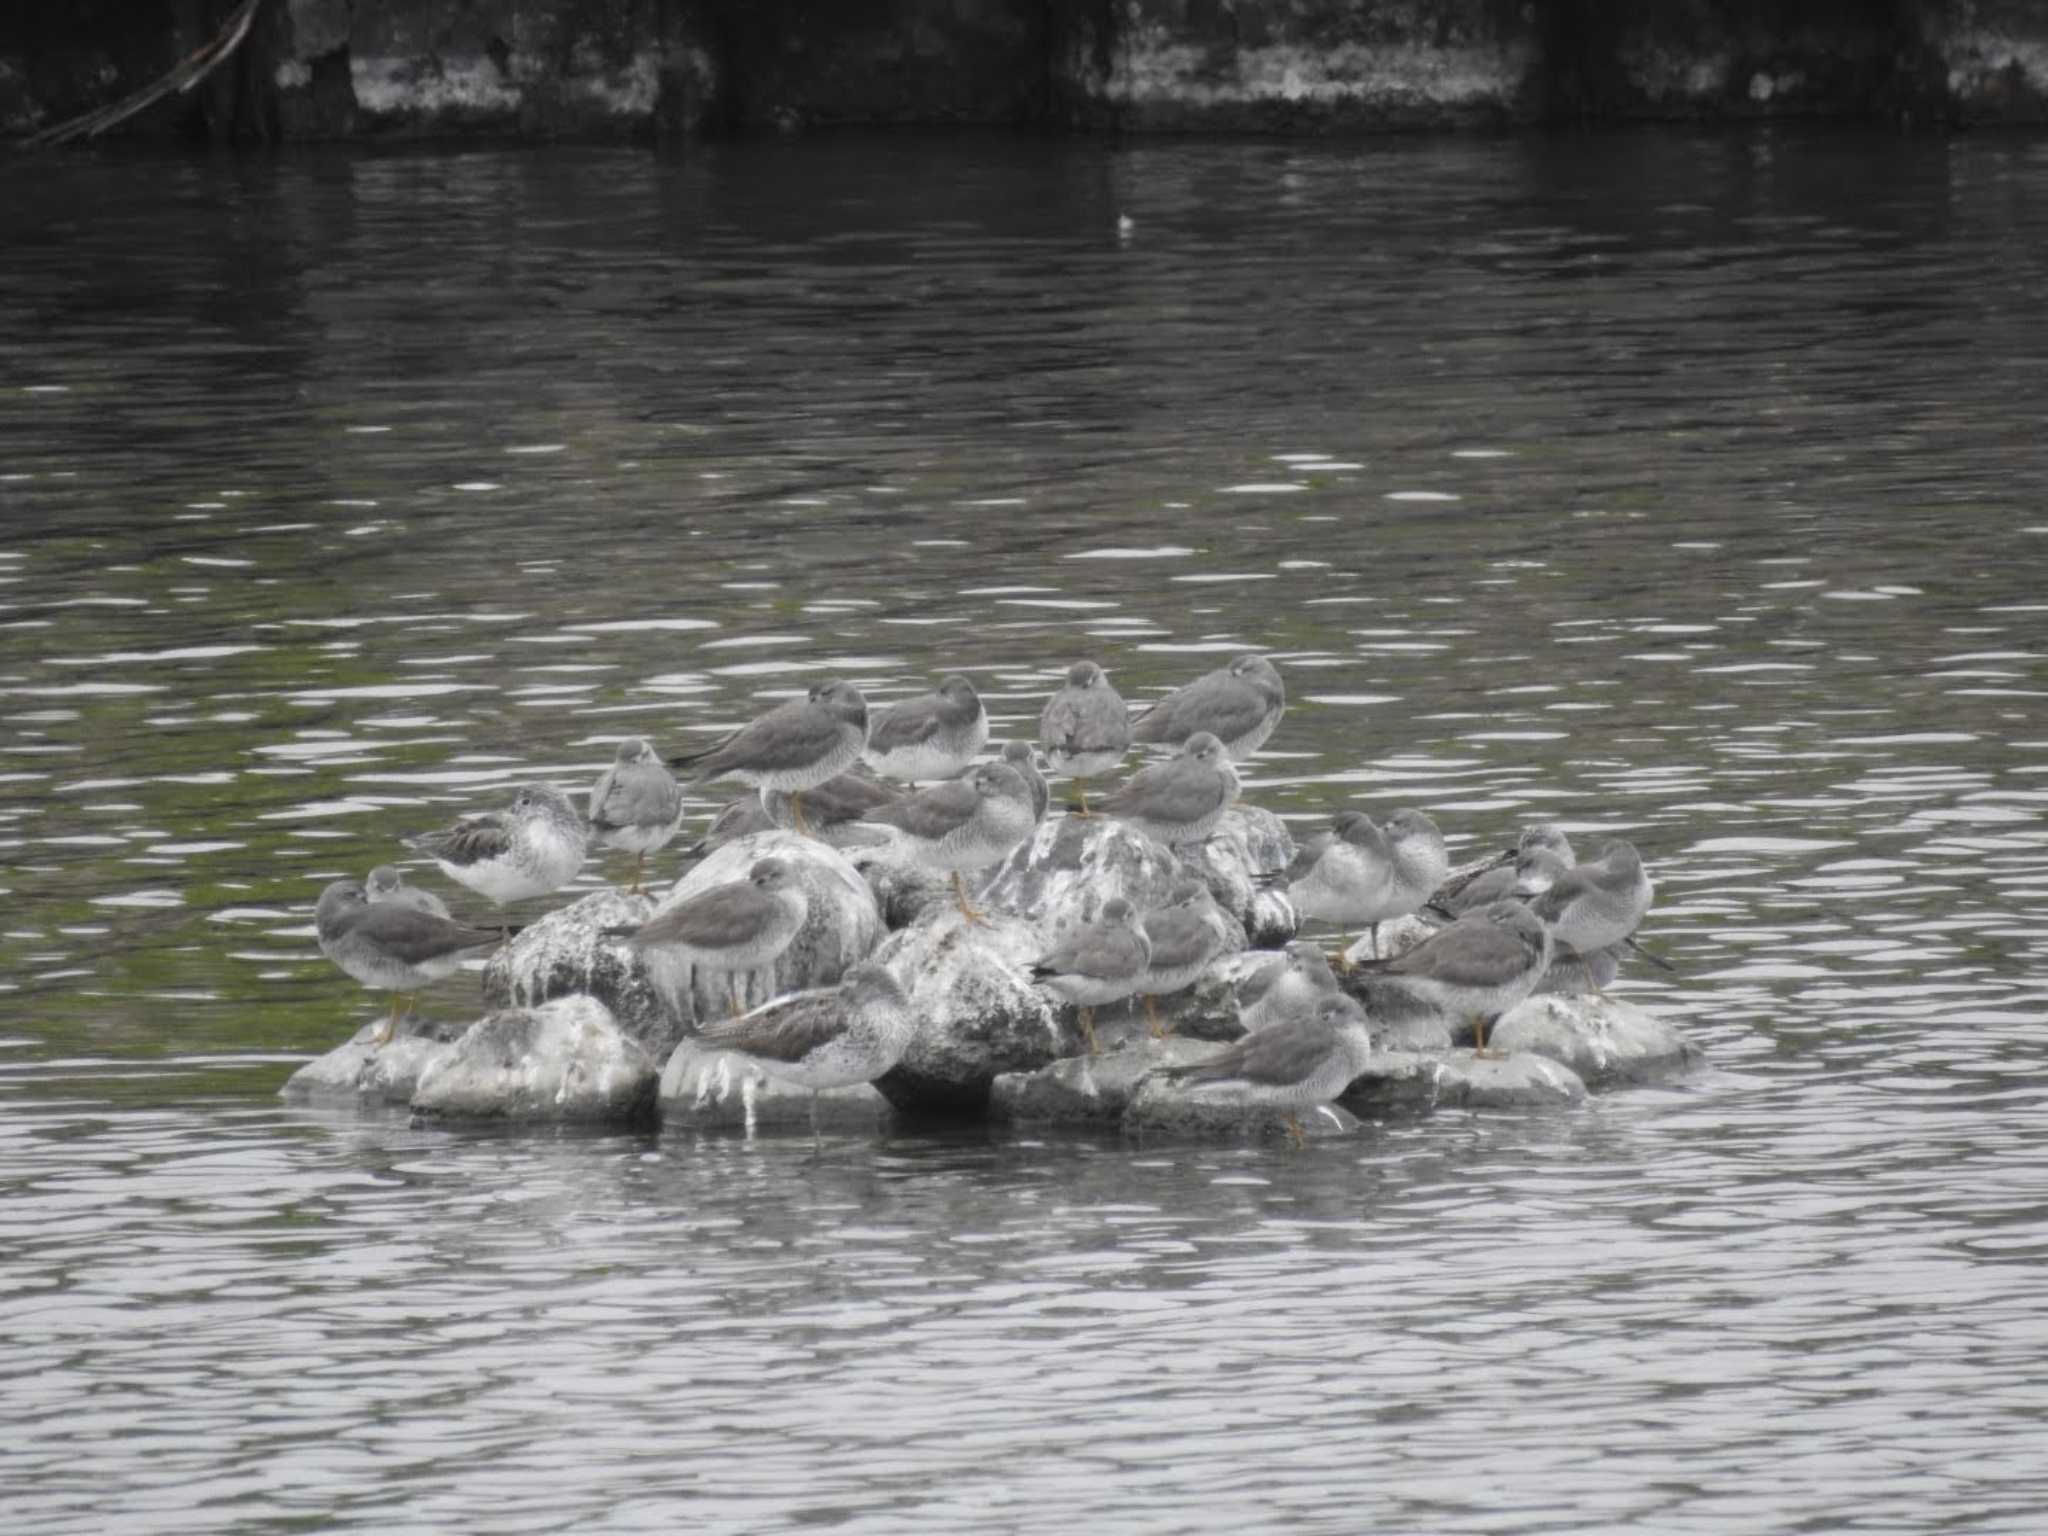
left=311, top=653, right=1661, bottom=1136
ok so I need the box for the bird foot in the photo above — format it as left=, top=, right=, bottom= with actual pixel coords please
left=1283, top=1113, right=1307, bottom=1150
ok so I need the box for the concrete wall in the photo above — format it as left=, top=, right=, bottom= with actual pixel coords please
left=5, top=0, right=2047, bottom=141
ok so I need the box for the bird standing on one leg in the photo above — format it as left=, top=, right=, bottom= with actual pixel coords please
left=588, top=737, right=686, bottom=895
left=1028, top=896, right=1152, bottom=1056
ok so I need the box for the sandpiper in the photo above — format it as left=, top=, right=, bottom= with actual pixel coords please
left=605, top=856, right=809, bottom=1016
left=679, top=794, right=778, bottom=862
left=861, top=760, right=1037, bottom=925
left=668, top=679, right=870, bottom=835
left=1000, top=741, right=1051, bottom=825
left=1527, top=839, right=1653, bottom=956
left=1095, top=731, right=1240, bottom=849
left=1430, top=844, right=1570, bottom=921
left=1156, top=993, right=1372, bottom=1146
left=366, top=864, right=449, bottom=919
left=1129, top=653, right=1285, bottom=761
left=1028, top=895, right=1152, bottom=1056
left=762, top=765, right=904, bottom=845
left=1037, top=659, right=1131, bottom=814
left=696, top=962, right=916, bottom=1141
left=1236, top=940, right=1342, bottom=1033
left=1353, top=899, right=1552, bottom=1054
left=1265, top=808, right=1446, bottom=960
left=406, top=782, right=588, bottom=906
left=315, top=879, right=504, bottom=1045
left=1428, top=823, right=1576, bottom=916
left=863, top=674, right=988, bottom=785
left=588, top=737, right=686, bottom=893
left=1138, top=879, right=1232, bottom=1036
left=1535, top=941, right=1623, bottom=997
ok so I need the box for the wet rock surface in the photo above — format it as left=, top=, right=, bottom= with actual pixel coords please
left=659, top=1039, right=895, bottom=1133
left=979, top=804, right=1293, bottom=946
left=483, top=886, right=669, bottom=1049
left=1487, top=995, right=1703, bottom=1088
left=867, top=911, right=1068, bottom=1116
left=1124, top=1077, right=1364, bottom=1144
left=990, top=1035, right=1218, bottom=1128
left=410, top=996, right=658, bottom=1124
left=280, top=1014, right=468, bottom=1106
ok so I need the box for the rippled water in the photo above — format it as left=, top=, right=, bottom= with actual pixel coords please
left=4, top=131, right=2047, bottom=1530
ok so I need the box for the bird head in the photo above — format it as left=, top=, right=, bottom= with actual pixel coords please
left=749, top=857, right=799, bottom=893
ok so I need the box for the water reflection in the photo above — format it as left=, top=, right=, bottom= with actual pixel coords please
left=2, top=129, right=2047, bottom=1528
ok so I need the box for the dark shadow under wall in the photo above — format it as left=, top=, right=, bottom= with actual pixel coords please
left=2, top=0, right=2043, bottom=143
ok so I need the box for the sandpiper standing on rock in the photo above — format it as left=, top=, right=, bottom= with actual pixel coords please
left=1157, top=993, right=1373, bottom=1146
left=605, top=856, right=810, bottom=1017
left=861, top=760, right=1038, bottom=925
left=366, top=864, right=449, bottom=919
left=1266, top=808, right=1447, bottom=960
left=1129, top=653, right=1285, bottom=761
left=696, top=962, right=916, bottom=1143
left=1038, top=659, right=1131, bottom=815
left=1351, top=899, right=1552, bottom=1055
left=1029, top=895, right=1152, bottom=1056
left=863, top=674, right=988, bottom=786
left=1527, top=839, right=1653, bottom=959
left=407, top=782, right=589, bottom=907
left=1095, top=731, right=1240, bottom=850
left=315, top=879, right=505, bottom=1046
left=668, top=679, right=871, bottom=836
left=1138, top=879, right=1233, bottom=1036
left=588, top=737, right=686, bottom=894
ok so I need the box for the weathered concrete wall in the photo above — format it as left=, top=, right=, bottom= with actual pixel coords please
left=5, top=0, right=2048, bottom=141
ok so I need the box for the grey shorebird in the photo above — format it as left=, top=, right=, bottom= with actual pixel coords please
left=315, top=879, right=505, bottom=1045
left=1138, top=878, right=1233, bottom=1037
left=606, top=856, right=809, bottom=1016
left=682, top=770, right=905, bottom=861
left=1038, top=659, right=1131, bottom=815
left=696, top=963, right=916, bottom=1142
left=1029, top=895, right=1152, bottom=1056
left=1535, top=941, right=1624, bottom=997
left=763, top=767, right=907, bottom=846
left=860, top=760, right=1038, bottom=925
left=863, top=674, right=988, bottom=786
left=406, top=782, right=588, bottom=906
left=1236, top=940, right=1342, bottom=1033
left=1265, top=808, right=1447, bottom=961
left=1429, top=844, right=1570, bottom=922
left=1156, top=993, right=1373, bottom=1147
left=1526, top=839, right=1653, bottom=957
left=588, top=737, right=686, bottom=894
left=1000, top=741, right=1051, bottom=826
left=679, top=794, right=777, bottom=862
left=366, top=864, right=449, bottom=919
left=1352, top=898, right=1552, bottom=1055
left=668, top=679, right=870, bottom=836
left=1427, top=823, right=1576, bottom=918
left=1129, top=653, right=1285, bottom=762
left=1095, top=730, right=1240, bottom=849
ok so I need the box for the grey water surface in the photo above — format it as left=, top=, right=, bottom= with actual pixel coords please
left=3, top=131, right=2047, bottom=1532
